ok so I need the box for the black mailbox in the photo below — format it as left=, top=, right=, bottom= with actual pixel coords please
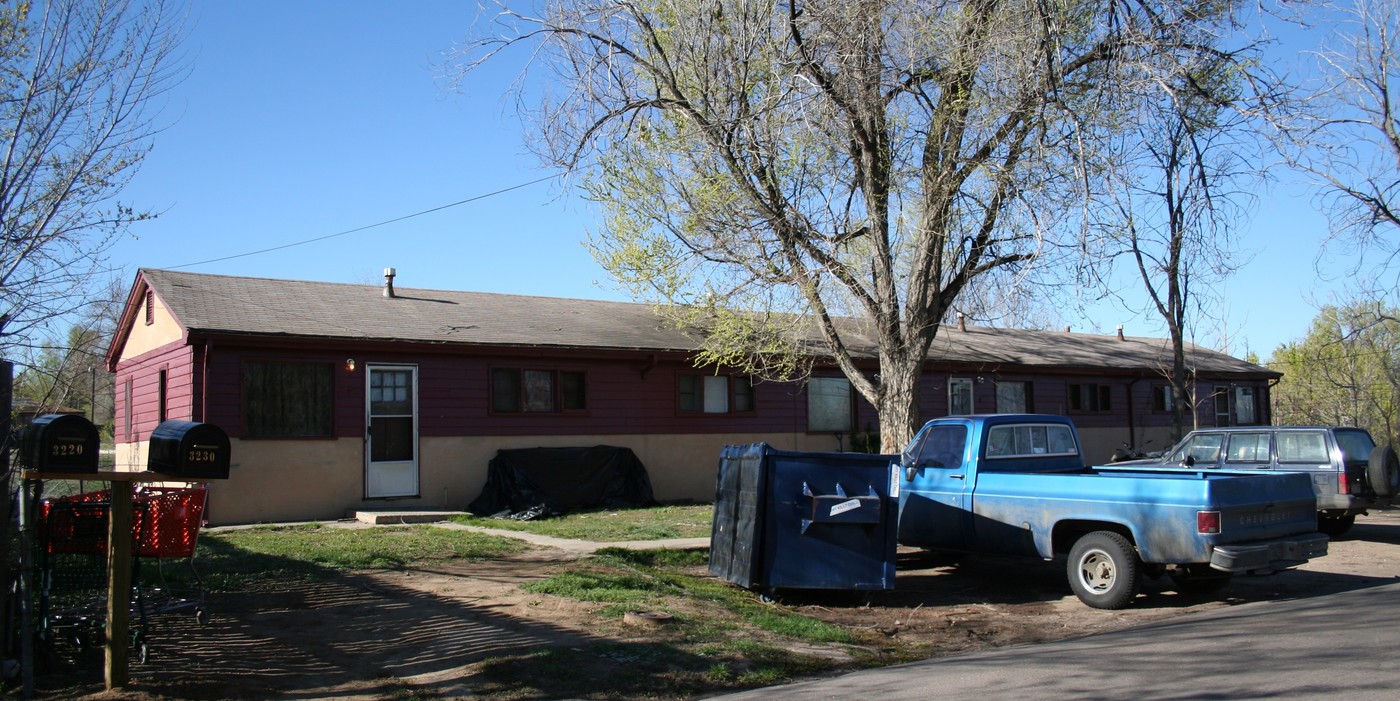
left=148, top=420, right=230, bottom=479
left=22, top=414, right=101, bottom=473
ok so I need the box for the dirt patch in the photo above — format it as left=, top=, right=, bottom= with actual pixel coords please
left=35, top=509, right=1400, bottom=700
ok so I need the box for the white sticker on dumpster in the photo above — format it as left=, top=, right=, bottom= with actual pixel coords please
left=829, top=499, right=862, bottom=517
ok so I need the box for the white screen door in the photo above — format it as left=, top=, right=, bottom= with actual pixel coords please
left=365, top=365, right=419, bottom=498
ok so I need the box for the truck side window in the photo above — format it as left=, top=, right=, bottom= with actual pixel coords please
left=902, top=424, right=933, bottom=467
left=917, top=425, right=967, bottom=469
left=1278, top=432, right=1328, bottom=463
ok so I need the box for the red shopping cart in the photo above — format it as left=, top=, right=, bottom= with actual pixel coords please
left=36, top=484, right=210, bottom=664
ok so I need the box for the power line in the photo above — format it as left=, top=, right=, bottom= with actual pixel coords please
left=170, top=173, right=562, bottom=270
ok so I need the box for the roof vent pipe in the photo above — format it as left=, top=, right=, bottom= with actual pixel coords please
left=1116, top=324, right=1124, bottom=341
left=383, top=267, right=397, bottom=298
left=957, top=312, right=966, bottom=332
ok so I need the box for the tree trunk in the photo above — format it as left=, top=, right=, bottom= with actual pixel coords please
left=875, top=354, right=923, bottom=454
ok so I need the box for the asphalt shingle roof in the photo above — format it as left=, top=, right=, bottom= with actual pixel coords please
left=138, top=268, right=1275, bottom=377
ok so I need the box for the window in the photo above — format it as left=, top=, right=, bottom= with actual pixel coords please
left=807, top=377, right=853, bottom=432
left=243, top=362, right=334, bottom=437
left=995, top=381, right=1031, bottom=413
left=144, top=291, right=154, bottom=325
left=949, top=377, right=973, bottom=415
left=986, top=423, right=1079, bottom=458
left=1234, top=386, right=1257, bottom=425
left=157, top=369, right=168, bottom=422
left=1068, top=383, right=1111, bottom=412
left=1333, top=429, right=1376, bottom=463
left=914, top=424, right=969, bottom=469
left=1213, top=390, right=1231, bottom=426
left=492, top=368, right=586, bottom=413
left=678, top=374, right=754, bottom=414
left=123, top=379, right=133, bottom=441
left=1278, top=432, right=1329, bottom=464
left=1225, top=433, right=1270, bottom=463
left=1151, top=385, right=1175, bottom=413
left=1169, top=433, right=1224, bottom=465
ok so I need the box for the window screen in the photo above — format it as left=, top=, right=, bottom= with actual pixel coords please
left=808, top=377, right=853, bottom=432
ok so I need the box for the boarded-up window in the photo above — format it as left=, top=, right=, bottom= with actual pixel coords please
left=808, top=377, right=853, bottom=432
left=243, top=362, right=333, bottom=437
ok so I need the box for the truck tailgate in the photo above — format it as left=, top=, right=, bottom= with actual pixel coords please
left=1201, top=470, right=1320, bottom=542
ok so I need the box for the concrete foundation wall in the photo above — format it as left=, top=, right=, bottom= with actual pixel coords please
left=137, top=431, right=862, bottom=526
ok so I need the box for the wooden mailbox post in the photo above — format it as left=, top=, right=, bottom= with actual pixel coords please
left=19, top=416, right=230, bottom=693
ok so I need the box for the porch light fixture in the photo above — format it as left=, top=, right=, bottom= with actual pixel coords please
left=345, top=358, right=356, bottom=372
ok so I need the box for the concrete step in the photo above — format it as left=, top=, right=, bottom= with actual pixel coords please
left=353, top=510, right=464, bottom=525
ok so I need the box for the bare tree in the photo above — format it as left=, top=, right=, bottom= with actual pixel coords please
left=1100, top=59, right=1258, bottom=441
left=0, top=0, right=186, bottom=359
left=1274, top=0, right=1400, bottom=287
left=454, top=0, right=1267, bottom=450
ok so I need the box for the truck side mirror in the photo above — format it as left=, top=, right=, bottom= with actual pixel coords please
left=1181, top=455, right=1195, bottom=468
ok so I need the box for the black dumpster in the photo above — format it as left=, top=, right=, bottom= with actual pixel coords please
left=148, top=420, right=230, bottom=479
left=709, top=443, right=898, bottom=598
left=21, top=413, right=101, bottom=473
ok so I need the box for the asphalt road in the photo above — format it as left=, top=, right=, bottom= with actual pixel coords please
left=710, top=580, right=1400, bottom=700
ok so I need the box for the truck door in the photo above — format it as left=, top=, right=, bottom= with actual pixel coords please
left=897, top=422, right=971, bottom=550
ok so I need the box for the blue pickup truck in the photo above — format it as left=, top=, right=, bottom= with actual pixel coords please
left=894, top=414, right=1328, bottom=609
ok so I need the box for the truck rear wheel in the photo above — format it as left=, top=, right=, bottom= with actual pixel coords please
left=1368, top=445, right=1400, bottom=497
left=1067, top=531, right=1140, bottom=610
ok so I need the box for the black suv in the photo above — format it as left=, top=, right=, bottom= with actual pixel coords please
left=1147, top=426, right=1399, bottom=536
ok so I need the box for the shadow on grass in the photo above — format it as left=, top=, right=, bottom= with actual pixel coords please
left=24, top=537, right=738, bottom=700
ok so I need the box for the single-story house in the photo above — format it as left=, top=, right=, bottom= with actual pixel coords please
left=105, top=268, right=1279, bottom=525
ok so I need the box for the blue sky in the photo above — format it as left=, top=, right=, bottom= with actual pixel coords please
left=113, top=1, right=1351, bottom=361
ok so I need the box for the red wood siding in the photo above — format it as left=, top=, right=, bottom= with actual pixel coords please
left=117, top=335, right=1270, bottom=446
left=113, top=341, right=198, bottom=444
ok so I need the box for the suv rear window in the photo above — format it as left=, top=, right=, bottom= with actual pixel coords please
left=1333, top=429, right=1376, bottom=462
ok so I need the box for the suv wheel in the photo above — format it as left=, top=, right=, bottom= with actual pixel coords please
left=1367, top=445, right=1400, bottom=498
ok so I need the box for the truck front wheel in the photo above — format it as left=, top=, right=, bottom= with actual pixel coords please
left=1067, top=531, right=1141, bottom=610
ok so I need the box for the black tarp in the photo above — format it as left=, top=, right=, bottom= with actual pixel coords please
left=467, top=445, right=657, bottom=519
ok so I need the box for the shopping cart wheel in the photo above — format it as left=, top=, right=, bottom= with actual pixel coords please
left=195, top=607, right=209, bottom=625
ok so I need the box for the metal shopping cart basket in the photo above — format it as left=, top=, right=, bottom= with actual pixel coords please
left=35, top=484, right=209, bottom=664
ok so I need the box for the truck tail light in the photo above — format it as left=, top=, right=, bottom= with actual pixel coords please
left=1197, top=510, right=1221, bottom=534
left=1338, top=472, right=1350, bottom=495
